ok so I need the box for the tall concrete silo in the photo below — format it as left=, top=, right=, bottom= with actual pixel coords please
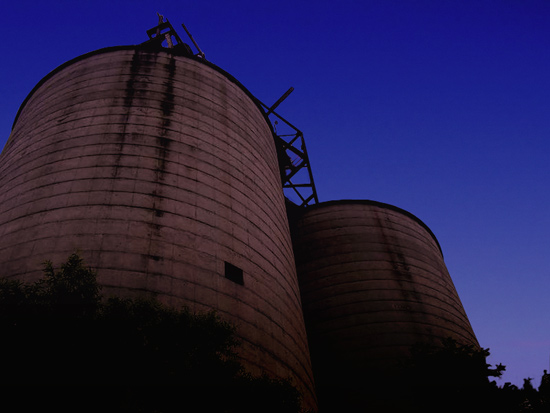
left=290, top=200, right=478, bottom=411
left=0, top=26, right=316, bottom=409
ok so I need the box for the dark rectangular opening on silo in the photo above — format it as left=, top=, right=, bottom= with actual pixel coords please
left=225, top=262, right=244, bottom=285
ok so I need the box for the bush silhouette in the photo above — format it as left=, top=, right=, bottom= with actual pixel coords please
left=0, top=253, right=304, bottom=412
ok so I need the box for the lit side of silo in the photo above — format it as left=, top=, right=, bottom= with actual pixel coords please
left=290, top=200, right=478, bottom=410
left=0, top=44, right=315, bottom=409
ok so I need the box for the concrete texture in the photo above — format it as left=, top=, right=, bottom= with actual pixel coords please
left=291, top=200, right=478, bottom=409
left=0, top=46, right=316, bottom=410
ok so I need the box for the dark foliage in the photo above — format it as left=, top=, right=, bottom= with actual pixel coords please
left=487, top=373, right=550, bottom=413
left=389, top=338, right=550, bottom=413
left=391, top=338, right=503, bottom=412
left=0, top=254, right=304, bottom=412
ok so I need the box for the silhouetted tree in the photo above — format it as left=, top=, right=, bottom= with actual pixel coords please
left=390, top=338, right=550, bottom=413
left=0, top=254, right=305, bottom=413
left=538, top=370, right=550, bottom=411
left=394, top=338, right=505, bottom=412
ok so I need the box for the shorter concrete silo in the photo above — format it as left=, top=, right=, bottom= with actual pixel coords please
left=290, top=200, right=478, bottom=411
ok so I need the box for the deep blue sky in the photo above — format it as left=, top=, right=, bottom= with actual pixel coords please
left=2, top=0, right=550, bottom=387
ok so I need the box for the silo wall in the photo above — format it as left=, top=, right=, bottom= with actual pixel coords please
left=0, top=46, right=315, bottom=409
left=290, top=200, right=478, bottom=410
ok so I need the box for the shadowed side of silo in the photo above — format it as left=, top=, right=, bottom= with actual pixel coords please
left=291, top=200, right=478, bottom=411
left=0, top=45, right=316, bottom=410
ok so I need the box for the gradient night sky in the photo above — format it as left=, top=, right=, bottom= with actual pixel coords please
left=1, top=1, right=549, bottom=387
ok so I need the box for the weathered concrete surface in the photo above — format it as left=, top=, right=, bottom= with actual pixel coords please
left=291, top=200, right=478, bottom=410
left=0, top=47, right=316, bottom=410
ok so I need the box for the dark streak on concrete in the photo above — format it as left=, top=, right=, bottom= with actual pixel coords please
left=155, top=56, right=175, bottom=180
left=112, top=51, right=142, bottom=178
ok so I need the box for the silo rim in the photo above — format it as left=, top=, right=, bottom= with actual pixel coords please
left=11, top=44, right=273, bottom=136
left=301, top=199, right=443, bottom=256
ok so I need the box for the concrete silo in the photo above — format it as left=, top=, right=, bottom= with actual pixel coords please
left=290, top=200, right=478, bottom=410
left=0, top=29, right=316, bottom=409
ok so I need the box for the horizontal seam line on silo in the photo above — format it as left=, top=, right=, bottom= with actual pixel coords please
left=299, top=267, right=463, bottom=304
left=307, top=307, right=475, bottom=341
left=302, top=282, right=466, bottom=312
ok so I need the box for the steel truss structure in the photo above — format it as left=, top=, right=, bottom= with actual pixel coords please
left=145, top=16, right=318, bottom=207
left=260, top=101, right=319, bottom=207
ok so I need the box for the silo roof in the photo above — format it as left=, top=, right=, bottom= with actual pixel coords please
left=12, top=44, right=272, bottom=136
left=300, top=199, right=443, bottom=255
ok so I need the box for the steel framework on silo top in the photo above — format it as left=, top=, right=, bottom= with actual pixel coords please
left=146, top=15, right=319, bottom=208
left=258, top=93, right=319, bottom=207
